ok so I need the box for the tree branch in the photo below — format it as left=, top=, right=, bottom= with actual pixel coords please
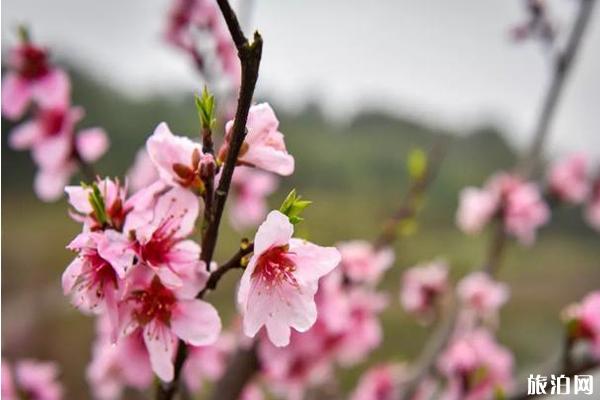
left=398, top=2, right=596, bottom=396
left=197, top=241, right=254, bottom=298
left=155, top=0, right=263, bottom=398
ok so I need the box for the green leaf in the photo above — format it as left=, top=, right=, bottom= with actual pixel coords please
left=195, top=87, right=216, bottom=130
left=407, top=148, right=427, bottom=180
left=88, top=182, right=108, bottom=226
left=279, top=189, right=312, bottom=225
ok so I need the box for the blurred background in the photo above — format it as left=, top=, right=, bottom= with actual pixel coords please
left=2, top=0, right=600, bottom=398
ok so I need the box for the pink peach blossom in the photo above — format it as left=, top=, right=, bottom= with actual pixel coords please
left=65, top=177, right=129, bottom=231
left=119, top=267, right=221, bottom=382
left=548, top=153, right=590, bottom=204
left=2, top=359, right=64, bottom=400
left=455, top=187, right=499, bottom=234
left=221, top=104, right=295, bottom=176
left=63, top=230, right=135, bottom=336
left=337, top=240, right=395, bottom=284
left=502, top=180, right=550, bottom=245
left=1, top=42, right=70, bottom=120
left=127, top=187, right=203, bottom=287
left=238, top=210, right=341, bottom=347
left=229, top=166, right=278, bottom=230
left=457, top=272, right=509, bottom=318
left=87, top=316, right=153, bottom=400
left=146, top=122, right=204, bottom=189
left=127, top=148, right=160, bottom=192
left=350, top=363, right=403, bottom=400
left=564, top=291, right=600, bottom=359
left=437, top=329, right=514, bottom=400
left=400, top=260, right=448, bottom=319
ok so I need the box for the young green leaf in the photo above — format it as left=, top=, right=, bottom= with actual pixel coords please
left=195, top=87, right=217, bottom=130
left=279, top=189, right=312, bottom=225
left=88, top=182, right=108, bottom=226
left=407, top=148, right=428, bottom=181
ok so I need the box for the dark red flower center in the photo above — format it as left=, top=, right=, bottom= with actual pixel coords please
left=15, top=45, right=50, bottom=80
left=139, top=215, right=180, bottom=266
left=39, top=108, right=66, bottom=136
left=253, top=245, right=298, bottom=289
left=131, top=277, right=177, bottom=326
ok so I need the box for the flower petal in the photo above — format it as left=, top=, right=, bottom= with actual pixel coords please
left=171, top=300, right=221, bottom=346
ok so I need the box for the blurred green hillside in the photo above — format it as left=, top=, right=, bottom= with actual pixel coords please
left=2, top=69, right=599, bottom=398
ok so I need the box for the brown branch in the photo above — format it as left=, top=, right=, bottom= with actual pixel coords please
left=155, top=0, right=263, bottom=398
left=519, top=0, right=596, bottom=177
left=197, top=241, right=254, bottom=298
left=374, top=140, right=447, bottom=250
left=208, top=341, right=260, bottom=400
left=399, top=2, right=596, bottom=397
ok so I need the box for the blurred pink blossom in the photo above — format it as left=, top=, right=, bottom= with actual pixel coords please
left=564, top=291, right=600, bottom=359
left=455, top=187, right=499, bottom=235
left=548, top=153, right=590, bottom=204
left=337, top=240, right=395, bottom=285
left=400, top=260, right=448, bottom=319
left=238, top=210, right=341, bottom=347
left=1, top=42, right=70, bottom=120
left=220, top=103, right=295, bottom=176
left=183, top=333, right=234, bottom=392
left=2, top=359, right=64, bottom=400
left=350, top=363, right=403, bottom=400
left=457, top=272, right=509, bottom=320
left=229, top=166, right=278, bottom=230
left=87, top=316, right=152, bottom=400
left=437, top=329, right=514, bottom=400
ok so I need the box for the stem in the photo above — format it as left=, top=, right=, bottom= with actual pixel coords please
left=155, top=0, right=263, bottom=397
left=519, top=0, right=596, bottom=177
left=399, top=2, right=596, bottom=396
left=197, top=242, right=254, bottom=298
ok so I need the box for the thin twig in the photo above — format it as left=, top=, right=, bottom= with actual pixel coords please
left=197, top=242, right=254, bottom=298
left=519, top=0, right=596, bottom=177
left=399, top=2, right=596, bottom=397
left=374, top=139, right=447, bottom=250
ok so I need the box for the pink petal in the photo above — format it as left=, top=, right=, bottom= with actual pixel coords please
left=31, top=69, right=70, bottom=110
left=253, top=210, right=294, bottom=255
left=97, top=230, right=135, bottom=278
left=64, top=186, right=93, bottom=214
left=76, top=128, right=109, bottom=162
left=171, top=300, right=221, bottom=346
left=243, top=145, right=295, bottom=176
left=1, top=73, right=31, bottom=119
left=34, top=167, right=74, bottom=202
left=151, top=187, right=200, bottom=239
left=62, top=257, right=84, bottom=294
left=143, top=321, right=176, bottom=382
left=8, top=121, right=43, bottom=150
left=289, top=239, right=341, bottom=283
left=32, top=134, right=72, bottom=170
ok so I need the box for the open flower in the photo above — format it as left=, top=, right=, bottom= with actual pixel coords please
left=238, top=210, right=341, bottom=346
left=127, top=187, right=203, bottom=287
left=63, top=230, right=135, bottom=337
left=400, top=260, right=448, bottom=319
left=220, top=104, right=295, bottom=176
left=457, top=272, right=509, bottom=319
left=548, top=153, right=589, bottom=204
left=455, top=187, right=499, bottom=234
left=146, top=122, right=204, bottom=189
left=1, top=41, right=70, bottom=120
left=2, top=359, right=64, bottom=400
left=337, top=240, right=395, bottom=285
left=229, top=166, right=278, bottom=230
left=502, top=180, right=550, bottom=245
left=437, top=329, right=514, bottom=400
left=119, top=267, right=221, bottom=382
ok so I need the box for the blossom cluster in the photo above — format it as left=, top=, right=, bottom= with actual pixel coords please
left=456, top=153, right=599, bottom=244
left=2, top=35, right=109, bottom=201
left=2, top=359, right=64, bottom=400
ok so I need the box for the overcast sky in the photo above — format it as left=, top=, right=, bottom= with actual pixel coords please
left=2, top=0, right=600, bottom=157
